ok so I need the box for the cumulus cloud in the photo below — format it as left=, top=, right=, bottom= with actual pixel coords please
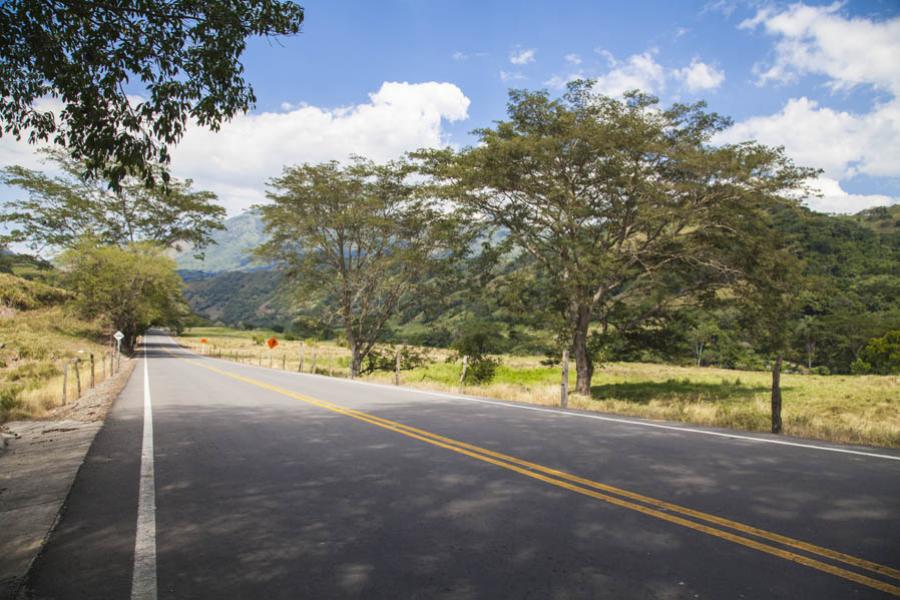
left=740, top=2, right=900, bottom=93
left=1, top=82, right=471, bottom=216
left=592, top=51, right=667, bottom=96
left=721, top=4, right=900, bottom=212
left=673, top=59, right=725, bottom=91
left=564, top=53, right=582, bottom=65
left=546, top=51, right=723, bottom=96
left=805, top=177, right=894, bottom=214
left=167, top=81, right=470, bottom=214
left=510, top=48, right=536, bottom=65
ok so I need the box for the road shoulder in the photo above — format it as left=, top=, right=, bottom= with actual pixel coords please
left=0, top=358, right=136, bottom=600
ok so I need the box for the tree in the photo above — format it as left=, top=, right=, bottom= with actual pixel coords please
left=256, top=157, right=468, bottom=377
left=59, top=240, right=189, bottom=350
left=852, top=331, right=900, bottom=375
left=420, top=81, right=816, bottom=395
left=0, top=0, right=304, bottom=187
left=1, top=149, right=225, bottom=254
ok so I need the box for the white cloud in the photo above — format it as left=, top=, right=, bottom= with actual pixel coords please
left=1, top=83, right=471, bottom=215
left=592, top=51, right=667, bottom=96
left=500, top=70, right=526, bottom=83
left=452, top=51, right=487, bottom=61
left=548, top=50, right=723, bottom=96
left=740, top=2, right=900, bottom=93
left=673, top=59, right=725, bottom=91
left=544, top=72, right=583, bottom=89
left=805, top=177, right=894, bottom=214
left=564, top=53, right=582, bottom=65
left=715, top=97, right=900, bottom=180
left=510, top=48, right=536, bottom=65
left=166, top=81, right=470, bottom=214
left=720, top=4, right=900, bottom=213
left=166, top=82, right=469, bottom=213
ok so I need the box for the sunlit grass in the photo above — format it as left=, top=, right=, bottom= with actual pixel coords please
left=0, top=306, right=116, bottom=421
left=181, top=327, right=900, bottom=448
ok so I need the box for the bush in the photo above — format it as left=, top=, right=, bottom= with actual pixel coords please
left=0, top=384, right=23, bottom=414
left=854, top=331, right=900, bottom=375
left=361, top=345, right=430, bottom=374
left=451, top=322, right=504, bottom=384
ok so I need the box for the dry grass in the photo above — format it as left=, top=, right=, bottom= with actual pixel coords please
left=181, top=328, right=900, bottom=448
left=0, top=306, right=118, bottom=422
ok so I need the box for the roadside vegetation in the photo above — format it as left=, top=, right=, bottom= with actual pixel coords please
left=180, top=327, right=900, bottom=448
left=0, top=272, right=114, bottom=421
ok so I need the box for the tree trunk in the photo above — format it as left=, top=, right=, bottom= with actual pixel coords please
left=771, top=353, right=783, bottom=434
left=350, top=344, right=362, bottom=379
left=572, top=304, right=593, bottom=396
left=696, top=341, right=704, bottom=367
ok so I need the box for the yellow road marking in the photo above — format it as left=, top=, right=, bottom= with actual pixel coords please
left=169, top=348, right=900, bottom=596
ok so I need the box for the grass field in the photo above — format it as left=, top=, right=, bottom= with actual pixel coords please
left=181, top=327, right=900, bottom=448
left=0, top=273, right=119, bottom=422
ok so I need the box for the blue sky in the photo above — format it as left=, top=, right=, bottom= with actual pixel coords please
left=2, top=0, right=899, bottom=216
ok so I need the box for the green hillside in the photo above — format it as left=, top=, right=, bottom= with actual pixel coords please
left=173, top=211, right=267, bottom=272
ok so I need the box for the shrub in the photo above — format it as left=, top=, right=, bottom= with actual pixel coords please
left=854, top=331, right=900, bottom=375
left=361, top=345, right=430, bottom=374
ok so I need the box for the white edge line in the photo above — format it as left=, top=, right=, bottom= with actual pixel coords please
left=169, top=337, right=900, bottom=463
left=131, top=345, right=158, bottom=600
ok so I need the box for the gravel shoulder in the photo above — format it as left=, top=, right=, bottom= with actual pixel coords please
left=0, top=357, right=137, bottom=600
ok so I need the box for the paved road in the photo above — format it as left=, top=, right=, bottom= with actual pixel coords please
left=20, top=333, right=900, bottom=599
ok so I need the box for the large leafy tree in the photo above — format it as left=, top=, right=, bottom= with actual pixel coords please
left=1, top=150, right=225, bottom=254
left=421, top=81, right=816, bottom=395
left=59, top=240, right=189, bottom=350
left=0, top=0, right=304, bottom=187
left=257, top=157, right=469, bottom=376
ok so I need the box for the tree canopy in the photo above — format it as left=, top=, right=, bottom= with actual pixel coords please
left=0, top=0, right=304, bottom=187
left=419, top=82, right=817, bottom=394
left=58, top=240, right=189, bottom=350
left=1, top=150, right=225, bottom=254
left=256, top=157, right=469, bottom=376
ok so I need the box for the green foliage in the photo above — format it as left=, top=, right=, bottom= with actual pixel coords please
left=1, top=150, right=225, bottom=254
left=257, top=156, right=471, bottom=375
left=58, top=241, right=189, bottom=349
left=419, top=81, right=816, bottom=393
left=0, top=0, right=304, bottom=188
left=851, top=331, right=900, bottom=375
left=451, top=322, right=504, bottom=384
left=361, top=345, right=430, bottom=375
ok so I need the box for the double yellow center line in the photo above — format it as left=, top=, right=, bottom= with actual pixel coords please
left=179, top=353, right=900, bottom=596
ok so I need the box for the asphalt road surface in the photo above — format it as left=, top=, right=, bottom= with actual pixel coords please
left=20, top=332, right=900, bottom=599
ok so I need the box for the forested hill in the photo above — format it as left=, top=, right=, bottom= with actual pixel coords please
left=174, top=211, right=267, bottom=272
left=179, top=204, right=899, bottom=372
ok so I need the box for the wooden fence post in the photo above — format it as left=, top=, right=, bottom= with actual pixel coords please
left=459, top=355, right=468, bottom=392
left=62, top=362, right=69, bottom=404
left=394, top=347, right=401, bottom=386
left=561, top=349, right=569, bottom=409
left=298, top=343, right=305, bottom=372
left=90, top=353, right=96, bottom=388
left=282, top=354, right=286, bottom=370
left=74, top=358, right=82, bottom=398
left=311, top=349, right=317, bottom=374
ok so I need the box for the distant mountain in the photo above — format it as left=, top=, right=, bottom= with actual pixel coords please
left=174, top=211, right=268, bottom=273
